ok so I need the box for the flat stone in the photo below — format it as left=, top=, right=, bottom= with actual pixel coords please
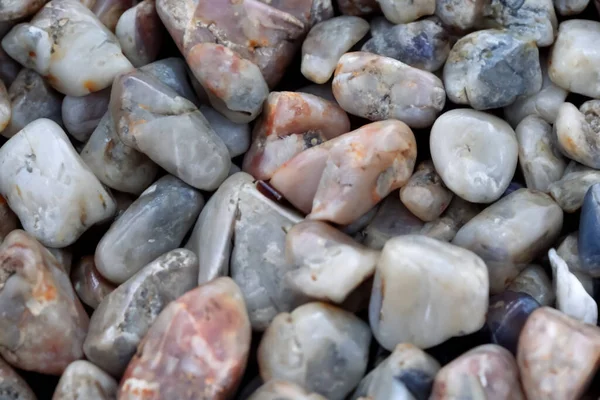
left=579, top=184, right=600, bottom=277
left=554, top=101, right=600, bottom=169
left=200, top=105, right=251, bottom=158
left=370, top=235, right=488, bottom=350
left=0, top=230, right=89, bottom=374
left=1, top=0, right=133, bottom=96
left=115, top=0, right=162, bottom=68
left=62, top=88, right=110, bottom=142
left=453, top=189, right=563, bottom=294
left=247, top=381, right=327, bottom=400
left=378, top=0, right=435, bottom=24
left=258, top=302, right=371, bottom=400
left=420, top=197, right=480, bottom=242
left=0, top=0, right=48, bottom=21
left=507, top=264, right=554, bottom=306
left=88, top=0, right=135, bottom=31
left=337, top=0, right=379, bottom=15
left=119, top=277, right=251, bottom=400
left=85, top=249, right=198, bottom=377
left=549, top=161, right=600, bottom=212
left=52, top=360, right=117, bottom=400
left=0, top=119, right=116, bottom=247
left=435, top=0, right=484, bottom=30
left=0, top=357, right=36, bottom=400
left=139, top=58, right=200, bottom=106
left=95, top=175, right=202, bottom=284
left=400, top=160, right=453, bottom=222
left=333, top=52, right=445, bottom=128
left=70, top=255, right=116, bottom=309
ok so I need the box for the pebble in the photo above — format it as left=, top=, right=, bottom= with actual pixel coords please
left=420, top=197, right=480, bottom=242
left=88, top=0, right=135, bottom=32
left=507, top=264, right=555, bottom=306
left=258, top=302, right=371, bottom=400
left=1, top=0, right=133, bottom=96
left=52, top=360, right=117, bottom=400
left=301, top=16, right=369, bottom=84
left=518, top=307, right=600, bottom=399
left=579, top=184, right=600, bottom=277
left=138, top=58, right=200, bottom=106
left=435, top=0, right=484, bottom=30
left=549, top=161, right=600, bottom=212
left=70, top=256, right=116, bottom=309
left=453, top=189, right=563, bottom=294
left=369, top=235, right=488, bottom=350
left=0, top=230, right=89, bottom=375
left=61, top=88, right=110, bottom=142
left=400, top=160, right=453, bottom=222
left=332, top=52, right=445, bottom=128
left=430, top=109, right=519, bottom=203
left=557, top=232, right=582, bottom=270
left=94, top=175, right=203, bottom=284
left=119, top=277, right=251, bottom=400
left=338, top=0, right=380, bottom=15
left=554, top=0, right=590, bottom=17
left=0, top=0, right=47, bottom=21
left=377, top=0, right=435, bottom=24
left=516, top=115, right=566, bottom=192
left=115, top=0, right=162, bottom=68
left=0, top=119, right=116, bottom=247
left=247, top=381, right=327, bottom=400
left=200, top=105, right=251, bottom=158
left=444, top=30, right=542, bottom=110
left=84, top=249, right=198, bottom=377
left=0, top=357, right=36, bottom=400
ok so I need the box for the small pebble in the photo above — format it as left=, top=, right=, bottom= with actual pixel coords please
left=549, top=161, right=600, bottom=212
left=554, top=0, right=589, bottom=17
left=579, top=184, right=600, bottom=277
left=247, top=381, right=327, bottom=400
left=400, top=160, right=453, bottom=222
left=0, top=0, right=47, bottom=21
left=200, top=105, right=251, bottom=158
left=0, top=47, right=20, bottom=87
left=70, top=255, right=116, bottom=309
left=52, top=360, right=117, bottom=400
left=435, top=0, right=484, bottom=30
left=554, top=102, right=600, bottom=169
left=89, top=0, right=135, bottom=32
left=138, top=57, right=200, bottom=105
left=507, top=264, right=555, bottom=306
left=0, top=195, right=18, bottom=243
left=0, top=357, right=36, bottom=400
left=377, top=0, right=435, bottom=24
left=0, top=80, right=9, bottom=134
left=420, top=197, right=480, bottom=242
left=61, top=88, right=110, bottom=142
left=115, top=0, right=162, bottom=68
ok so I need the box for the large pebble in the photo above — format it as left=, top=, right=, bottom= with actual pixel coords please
left=258, top=302, right=371, bottom=400
left=554, top=101, right=600, bottom=169
left=52, top=360, right=117, bottom=400
left=70, top=256, right=116, bottom=309
left=579, top=184, right=600, bottom=277
left=200, top=105, right=250, bottom=158
left=507, top=264, right=554, bottom=306
left=400, top=160, right=453, bottom=222
left=430, top=109, right=519, bottom=203
left=370, top=235, right=488, bottom=350
left=248, top=381, right=326, bottom=400
left=377, top=0, right=434, bottom=24
left=0, top=357, right=36, bottom=400
left=420, top=197, right=480, bottom=242
left=115, top=0, right=162, bottom=68
left=549, top=161, right=600, bottom=212
left=62, top=88, right=110, bottom=142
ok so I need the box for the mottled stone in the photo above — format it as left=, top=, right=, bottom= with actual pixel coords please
left=62, top=88, right=110, bottom=142
left=507, top=264, right=554, bottom=306
left=248, top=381, right=327, bottom=400
left=95, top=175, right=202, bottom=284
left=431, top=345, right=525, bottom=400
left=111, top=70, right=231, bottom=190
left=377, top=0, right=434, bottom=24
left=52, top=360, right=117, bottom=400
left=0, top=230, right=89, bottom=374
left=444, top=30, right=542, bottom=110
left=352, top=343, right=440, bottom=400
left=370, top=235, right=488, bottom=350
left=554, top=102, right=600, bottom=169
left=549, top=161, right=600, bottom=212
left=1, top=0, right=133, bottom=96
left=362, top=17, right=450, bottom=72
left=333, top=52, right=445, bottom=128
left=487, top=291, right=539, bottom=354
left=200, top=105, right=250, bottom=158
left=453, top=189, right=563, bottom=294
left=518, top=307, right=600, bottom=399
left=243, top=91, right=350, bottom=181
left=337, top=0, right=379, bottom=15
left=119, top=277, right=251, bottom=400
left=2, top=69, right=63, bottom=139
left=302, top=16, right=369, bottom=84
left=435, top=0, right=484, bottom=30
left=430, top=109, right=519, bottom=203
left=579, top=184, right=600, bottom=278
left=420, top=197, right=480, bottom=242
left=70, top=256, right=115, bottom=309
left=89, top=0, right=135, bottom=31
left=0, top=119, right=116, bottom=247
left=400, top=160, right=453, bottom=222
left=259, top=302, right=371, bottom=400
left=516, top=115, right=566, bottom=192
left=0, top=357, right=36, bottom=400
left=85, top=249, right=198, bottom=377
left=115, top=0, right=162, bottom=68
left=0, top=0, right=48, bottom=21
left=139, top=58, right=199, bottom=105
left=0, top=47, right=20, bottom=87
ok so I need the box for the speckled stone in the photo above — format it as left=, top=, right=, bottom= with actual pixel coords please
left=62, top=88, right=110, bottom=142
left=554, top=101, right=600, bottom=169
left=0, top=0, right=48, bottom=21
left=377, top=0, right=435, bottom=24
left=579, top=184, right=600, bottom=277
left=400, top=160, right=453, bottom=222
left=115, top=0, right=162, bottom=68
left=549, top=161, right=600, bottom=212
left=70, top=256, right=116, bottom=309
left=52, top=360, right=117, bottom=400
left=0, top=357, right=36, bottom=400
left=200, top=105, right=251, bottom=158
left=247, top=381, right=327, bottom=400
left=507, top=264, right=554, bottom=306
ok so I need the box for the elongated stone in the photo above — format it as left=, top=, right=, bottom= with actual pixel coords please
left=119, top=277, right=251, bottom=400
left=430, top=109, right=519, bottom=203
left=258, top=302, right=371, bottom=400
left=2, top=69, right=63, bottom=139
left=243, top=91, right=350, bottom=181
left=516, top=115, right=566, bottom=192
left=400, top=160, right=453, bottom=222
left=0, top=0, right=48, bottom=21
left=139, top=58, right=199, bottom=105
left=518, top=307, right=600, bottom=399
left=0, top=358, right=36, bottom=400
left=0, top=119, right=116, bottom=247
left=435, top=0, right=484, bottom=30
left=431, top=345, right=525, bottom=400
left=377, top=0, right=434, bottom=24
left=0, top=47, right=20, bottom=87
left=95, top=175, right=202, bottom=284
left=115, top=0, right=162, bottom=68
left=444, top=30, right=542, bottom=110
left=554, top=102, right=600, bottom=169
left=52, top=360, right=117, bottom=400
left=85, top=249, right=198, bottom=377
left=248, top=381, right=327, bottom=400
left=554, top=0, right=589, bottom=14
left=420, top=197, right=480, bottom=242
left=579, top=184, right=600, bottom=277
left=333, top=52, right=445, bottom=128
left=62, top=88, right=110, bottom=142
left=70, top=256, right=116, bottom=309
left=301, top=16, right=369, bottom=84
left=0, top=80, right=9, bottom=134
left=338, top=0, right=379, bottom=15
left=352, top=343, right=440, bottom=400
left=200, top=105, right=250, bottom=158
left=549, top=162, right=600, bottom=212
left=453, top=189, right=563, bottom=294
left=370, top=235, right=488, bottom=350
left=0, top=230, right=89, bottom=374
left=1, top=0, right=133, bottom=96
left=507, top=264, right=554, bottom=306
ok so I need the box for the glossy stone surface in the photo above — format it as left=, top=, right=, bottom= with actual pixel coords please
left=0, top=357, right=36, bottom=400
left=200, top=105, right=250, bottom=158
left=579, top=184, right=600, bottom=277
left=507, top=264, right=554, bottom=306
left=400, top=160, right=453, bottom=222
left=52, top=360, right=117, bottom=400
left=247, top=381, right=327, bottom=400
left=1, top=0, right=133, bottom=96
left=370, top=235, right=488, bottom=350
left=0, top=230, right=89, bottom=374
left=258, top=302, right=371, bottom=400
left=430, top=109, right=519, bottom=203
left=333, top=52, right=445, bottom=128
left=0, top=0, right=48, bottom=21
left=554, top=101, right=600, bottom=169
left=378, top=0, right=434, bottom=24
left=90, top=0, right=135, bottom=31
left=0, top=119, right=116, bottom=247
left=70, top=256, right=116, bottom=309
left=115, top=0, right=162, bottom=68
left=95, top=175, right=202, bottom=284
left=119, top=277, right=251, bottom=400
left=549, top=161, right=600, bottom=212
left=453, top=189, right=563, bottom=294
left=444, top=30, right=542, bottom=110
left=62, top=87, right=110, bottom=142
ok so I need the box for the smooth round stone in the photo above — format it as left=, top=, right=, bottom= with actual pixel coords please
left=0, top=230, right=89, bottom=375
left=507, top=264, right=554, bottom=306
left=518, top=307, right=600, bottom=399
left=453, top=189, right=563, bottom=294
left=435, top=0, right=484, bottom=30
left=62, top=87, right=110, bottom=142
left=200, top=105, right=250, bottom=158
left=431, top=345, right=525, bottom=400
left=486, top=291, right=540, bottom=355
left=516, top=115, right=566, bottom=192
left=302, top=16, right=369, bottom=84
left=444, top=30, right=542, bottom=110
left=362, top=17, right=450, bottom=72
left=0, top=80, right=9, bottom=134
left=90, top=0, right=135, bottom=31
left=579, top=184, right=600, bottom=277
left=95, top=175, right=203, bottom=284
left=400, top=160, right=453, bottom=222
left=0, top=119, right=116, bottom=247
left=370, top=235, right=488, bottom=350
left=352, top=343, right=440, bottom=400
left=338, top=0, right=380, bottom=15
left=333, top=52, right=445, bottom=128
left=377, top=0, right=435, bottom=23
left=549, top=20, right=600, bottom=98
left=549, top=161, right=600, bottom=212
left=0, top=357, right=36, bottom=400
left=258, top=302, right=371, bottom=400
left=70, top=256, right=116, bottom=309
left=0, top=0, right=47, bottom=21
left=115, top=0, right=162, bottom=67
left=52, top=360, right=117, bottom=400
left=420, top=197, right=480, bottom=242
left=555, top=101, right=600, bottom=169
left=119, top=277, right=251, bottom=400
left=430, top=109, right=519, bottom=203
left=248, top=381, right=327, bottom=400
left=139, top=58, right=200, bottom=106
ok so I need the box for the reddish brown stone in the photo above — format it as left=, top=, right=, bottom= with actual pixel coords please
left=92, top=0, right=135, bottom=31
left=70, top=256, right=116, bottom=309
